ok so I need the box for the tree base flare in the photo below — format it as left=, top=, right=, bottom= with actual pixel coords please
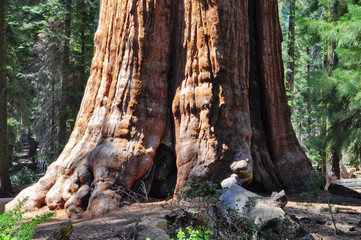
left=6, top=0, right=311, bottom=218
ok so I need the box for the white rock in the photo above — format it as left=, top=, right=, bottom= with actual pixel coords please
left=137, top=216, right=170, bottom=240
left=221, top=174, right=239, bottom=189
left=218, top=184, right=286, bottom=224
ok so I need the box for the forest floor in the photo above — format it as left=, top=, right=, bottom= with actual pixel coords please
left=30, top=191, right=361, bottom=240
left=286, top=191, right=361, bottom=239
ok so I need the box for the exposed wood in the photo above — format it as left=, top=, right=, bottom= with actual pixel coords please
left=334, top=182, right=361, bottom=188
left=331, top=178, right=361, bottom=183
left=331, top=178, right=361, bottom=188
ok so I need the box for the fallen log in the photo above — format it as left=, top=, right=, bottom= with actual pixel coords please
left=335, top=210, right=361, bottom=215
left=328, top=184, right=361, bottom=199
left=332, top=178, right=361, bottom=183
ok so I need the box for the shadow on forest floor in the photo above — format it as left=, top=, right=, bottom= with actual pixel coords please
left=30, top=191, right=361, bottom=240
left=287, top=190, right=361, bottom=207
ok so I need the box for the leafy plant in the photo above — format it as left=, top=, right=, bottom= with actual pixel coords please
left=320, top=207, right=330, bottom=213
left=172, top=226, right=213, bottom=240
left=166, top=178, right=265, bottom=240
left=0, top=197, right=54, bottom=239
left=301, top=170, right=325, bottom=198
left=10, top=166, right=39, bottom=187
left=180, top=178, right=219, bottom=200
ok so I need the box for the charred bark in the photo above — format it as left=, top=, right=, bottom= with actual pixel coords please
left=7, top=0, right=311, bottom=218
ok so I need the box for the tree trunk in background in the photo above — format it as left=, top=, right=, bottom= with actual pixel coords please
left=286, top=0, right=295, bottom=98
left=7, top=0, right=312, bottom=218
left=324, top=0, right=343, bottom=178
left=253, top=0, right=311, bottom=189
left=59, top=0, right=73, bottom=146
left=50, top=75, right=57, bottom=160
left=0, top=0, right=13, bottom=197
left=330, top=147, right=341, bottom=179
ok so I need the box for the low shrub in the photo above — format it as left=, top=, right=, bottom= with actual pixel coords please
left=0, top=197, right=54, bottom=239
left=172, top=226, right=213, bottom=240
left=10, top=166, right=39, bottom=187
left=301, top=170, right=325, bottom=198
left=165, top=178, right=308, bottom=240
left=166, top=178, right=260, bottom=240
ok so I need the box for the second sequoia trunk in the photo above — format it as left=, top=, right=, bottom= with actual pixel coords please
left=7, top=0, right=312, bottom=218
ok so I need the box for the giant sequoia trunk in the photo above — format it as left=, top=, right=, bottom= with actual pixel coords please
left=7, top=0, right=312, bottom=218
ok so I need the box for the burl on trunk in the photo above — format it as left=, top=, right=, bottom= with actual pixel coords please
left=7, top=0, right=311, bottom=218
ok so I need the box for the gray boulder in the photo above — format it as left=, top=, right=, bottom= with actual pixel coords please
left=218, top=184, right=287, bottom=224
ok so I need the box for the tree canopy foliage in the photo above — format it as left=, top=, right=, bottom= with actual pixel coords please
left=6, top=0, right=98, bottom=169
left=279, top=0, right=361, bottom=168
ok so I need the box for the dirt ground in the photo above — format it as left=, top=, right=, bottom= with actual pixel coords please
left=30, top=191, right=361, bottom=240
left=31, top=201, right=172, bottom=240
left=286, top=191, right=361, bottom=240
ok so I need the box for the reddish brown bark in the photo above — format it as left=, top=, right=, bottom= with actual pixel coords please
left=254, top=0, right=312, bottom=189
left=172, top=0, right=253, bottom=190
left=7, top=0, right=311, bottom=218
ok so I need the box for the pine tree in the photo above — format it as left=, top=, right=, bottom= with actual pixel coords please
left=6, top=0, right=98, bottom=168
left=292, top=0, right=361, bottom=169
left=0, top=0, right=13, bottom=197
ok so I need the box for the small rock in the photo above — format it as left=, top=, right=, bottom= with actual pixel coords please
left=137, top=216, right=170, bottom=240
left=221, top=174, right=239, bottom=189
left=47, top=220, right=73, bottom=240
left=336, top=223, right=356, bottom=233
left=315, top=219, right=326, bottom=225
left=218, top=184, right=286, bottom=224
left=251, top=202, right=285, bottom=224
left=269, top=190, right=287, bottom=208
left=218, top=184, right=258, bottom=214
